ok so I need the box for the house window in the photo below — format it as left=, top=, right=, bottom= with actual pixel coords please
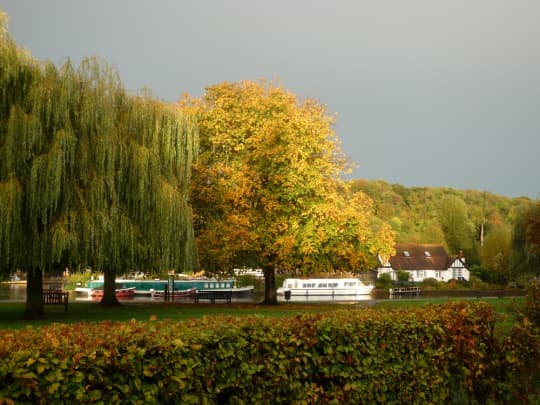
left=435, top=271, right=441, bottom=278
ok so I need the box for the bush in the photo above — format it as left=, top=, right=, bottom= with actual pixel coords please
left=419, top=278, right=440, bottom=289
left=525, top=281, right=540, bottom=326
left=375, top=273, right=392, bottom=289
left=0, top=302, right=537, bottom=403
left=396, top=270, right=410, bottom=284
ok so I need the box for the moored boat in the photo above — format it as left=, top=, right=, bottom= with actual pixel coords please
left=90, top=287, right=136, bottom=299
left=277, top=278, right=373, bottom=298
left=151, top=287, right=197, bottom=299
left=78, top=278, right=254, bottom=297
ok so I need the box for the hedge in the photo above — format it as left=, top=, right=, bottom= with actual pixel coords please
left=0, top=301, right=538, bottom=404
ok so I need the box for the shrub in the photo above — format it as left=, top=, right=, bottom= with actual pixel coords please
left=524, top=280, right=540, bottom=327
left=419, top=277, right=439, bottom=289
left=396, top=270, right=410, bottom=284
left=0, top=302, right=537, bottom=403
left=375, top=273, right=392, bottom=289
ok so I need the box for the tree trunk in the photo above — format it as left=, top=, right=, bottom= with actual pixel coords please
left=100, top=267, right=120, bottom=306
left=25, top=267, right=44, bottom=319
left=261, top=264, right=278, bottom=305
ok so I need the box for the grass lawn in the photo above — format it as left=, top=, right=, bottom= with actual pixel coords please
left=0, top=301, right=350, bottom=330
left=0, top=296, right=524, bottom=332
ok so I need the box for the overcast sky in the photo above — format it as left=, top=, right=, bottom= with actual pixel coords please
left=2, top=1, right=539, bottom=198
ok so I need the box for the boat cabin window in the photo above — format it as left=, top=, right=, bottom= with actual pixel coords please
left=204, top=283, right=209, bottom=288
left=302, top=283, right=316, bottom=288
left=328, top=283, right=338, bottom=288
left=318, top=283, right=327, bottom=288
left=344, top=282, right=357, bottom=287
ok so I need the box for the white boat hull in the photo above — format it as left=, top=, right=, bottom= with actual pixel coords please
left=277, top=278, right=373, bottom=298
left=277, top=287, right=372, bottom=296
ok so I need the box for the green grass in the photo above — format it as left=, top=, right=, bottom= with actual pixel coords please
left=372, top=296, right=523, bottom=311
left=0, top=296, right=524, bottom=332
left=0, top=301, right=346, bottom=330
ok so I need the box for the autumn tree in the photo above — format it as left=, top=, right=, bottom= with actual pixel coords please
left=0, top=13, right=197, bottom=317
left=181, top=80, right=395, bottom=304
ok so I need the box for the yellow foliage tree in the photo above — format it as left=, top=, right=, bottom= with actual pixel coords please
left=180, top=80, right=395, bottom=304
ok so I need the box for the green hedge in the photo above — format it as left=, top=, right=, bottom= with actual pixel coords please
left=0, top=301, right=538, bottom=404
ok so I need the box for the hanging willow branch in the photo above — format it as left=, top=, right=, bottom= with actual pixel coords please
left=0, top=17, right=198, bottom=279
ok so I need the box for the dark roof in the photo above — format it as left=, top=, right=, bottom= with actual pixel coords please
left=389, top=243, right=451, bottom=271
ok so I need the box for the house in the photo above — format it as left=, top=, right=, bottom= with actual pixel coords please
left=377, top=243, right=469, bottom=283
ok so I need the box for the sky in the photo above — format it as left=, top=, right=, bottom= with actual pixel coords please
left=1, top=1, right=539, bottom=199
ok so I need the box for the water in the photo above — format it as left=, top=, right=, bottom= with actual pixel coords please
left=0, top=283, right=376, bottom=304
left=0, top=282, right=65, bottom=302
left=0, top=283, right=263, bottom=303
left=0, top=283, right=26, bottom=301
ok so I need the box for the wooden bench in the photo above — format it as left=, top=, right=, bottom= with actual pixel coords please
left=43, top=289, right=69, bottom=311
left=194, top=290, right=232, bottom=304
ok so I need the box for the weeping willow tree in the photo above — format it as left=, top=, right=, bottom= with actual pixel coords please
left=0, top=11, right=197, bottom=317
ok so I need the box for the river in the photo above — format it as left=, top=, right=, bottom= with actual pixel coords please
left=0, top=282, right=379, bottom=304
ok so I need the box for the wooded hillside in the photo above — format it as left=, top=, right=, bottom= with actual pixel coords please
left=350, top=179, right=539, bottom=284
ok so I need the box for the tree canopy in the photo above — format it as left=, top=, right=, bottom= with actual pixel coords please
left=0, top=12, right=198, bottom=316
left=180, top=80, right=395, bottom=303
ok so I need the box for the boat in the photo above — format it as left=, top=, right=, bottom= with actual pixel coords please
left=77, top=278, right=254, bottom=297
left=90, top=287, right=136, bottom=299
left=277, top=278, right=373, bottom=299
left=151, top=287, right=197, bottom=299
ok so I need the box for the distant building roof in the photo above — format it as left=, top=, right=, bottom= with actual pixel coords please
left=389, top=243, right=452, bottom=271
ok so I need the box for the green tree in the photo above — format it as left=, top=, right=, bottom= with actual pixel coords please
left=480, top=226, right=512, bottom=284
left=181, top=80, right=395, bottom=304
left=525, top=201, right=540, bottom=248
left=0, top=14, right=197, bottom=316
left=438, top=195, right=475, bottom=255
left=510, top=202, right=540, bottom=280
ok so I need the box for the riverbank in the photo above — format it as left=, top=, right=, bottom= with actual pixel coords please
left=371, top=287, right=526, bottom=299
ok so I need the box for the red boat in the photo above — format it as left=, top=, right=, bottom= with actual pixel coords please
left=91, top=287, right=136, bottom=299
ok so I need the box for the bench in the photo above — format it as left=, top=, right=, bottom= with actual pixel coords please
left=43, top=289, right=69, bottom=311
left=194, top=290, right=232, bottom=304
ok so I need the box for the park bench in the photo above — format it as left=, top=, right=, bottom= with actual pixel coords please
left=194, top=290, right=232, bottom=304
left=43, top=289, right=69, bottom=311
